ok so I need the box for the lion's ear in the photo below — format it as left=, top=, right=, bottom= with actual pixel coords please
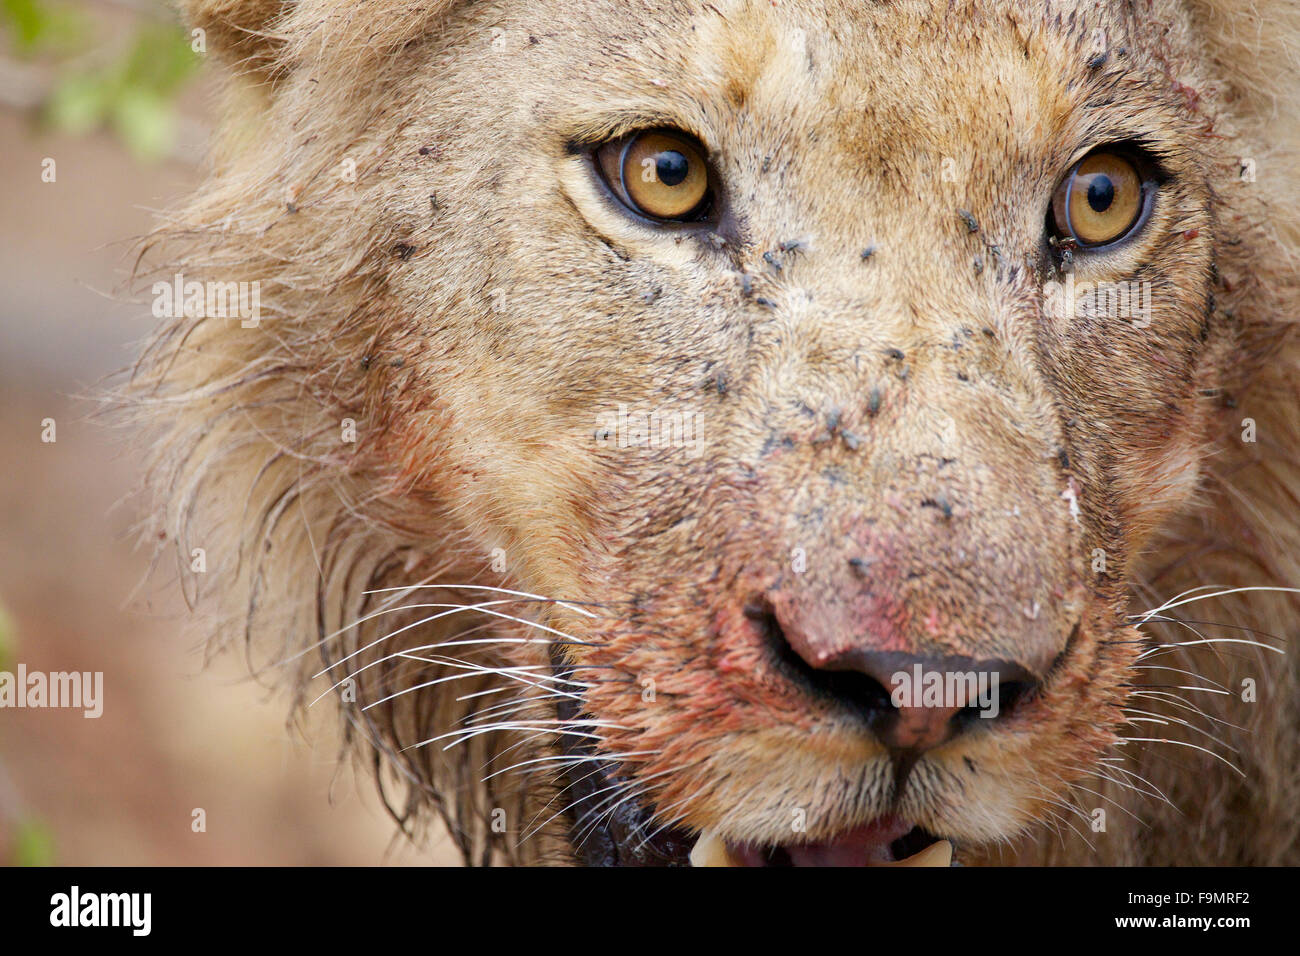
left=182, top=0, right=285, bottom=77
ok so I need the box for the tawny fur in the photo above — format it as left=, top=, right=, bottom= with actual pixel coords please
left=125, top=0, right=1300, bottom=865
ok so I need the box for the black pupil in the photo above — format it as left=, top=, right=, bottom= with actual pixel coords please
left=656, top=150, right=689, bottom=187
left=1086, top=174, right=1115, bottom=213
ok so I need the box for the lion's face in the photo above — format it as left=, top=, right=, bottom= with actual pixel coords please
left=151, top=0, right=1297, bottom=866
left=368, top=0, right=1232, bottom=864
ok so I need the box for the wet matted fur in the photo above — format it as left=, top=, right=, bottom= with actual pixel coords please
left=125, top=0, right=1300, bottom=865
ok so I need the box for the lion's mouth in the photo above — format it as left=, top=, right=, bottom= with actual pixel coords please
left=551, top=728, right=956, bottom=866
left=550, top=646, right=959, bottom=867
left=689, top=819, right=954, bottom=867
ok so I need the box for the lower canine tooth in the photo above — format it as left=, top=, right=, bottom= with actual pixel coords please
left=689, top=829, right=737, bottom=867
left=871, top=840, right=954, bottom=867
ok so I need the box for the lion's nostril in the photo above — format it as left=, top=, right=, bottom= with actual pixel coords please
left=755, top=604, right=897, bottom=713
left=753, top=597, right=1039, bottom=758
left=995, top=679, right=1035, bottom=714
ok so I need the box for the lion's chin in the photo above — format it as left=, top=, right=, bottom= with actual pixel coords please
left=688, top=817, right=955, bottom=867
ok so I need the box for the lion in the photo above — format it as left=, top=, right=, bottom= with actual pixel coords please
left=125, top=0, right=1300, bottom=865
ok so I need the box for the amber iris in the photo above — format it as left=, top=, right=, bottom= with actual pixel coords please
left=1051, top=152, right=1145, bottom=247
left=596, top=130, right=711, bottom=221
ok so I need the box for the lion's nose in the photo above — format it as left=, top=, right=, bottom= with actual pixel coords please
left=751, top=602, right=1039, bottom=758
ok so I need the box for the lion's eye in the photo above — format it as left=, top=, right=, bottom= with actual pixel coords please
left=594, top=129, right=712, bottom=222
left=1050, top=151, right=1149, bottom=248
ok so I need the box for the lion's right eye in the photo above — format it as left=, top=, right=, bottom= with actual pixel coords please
left=1049, top=149, right=1154, bottom=249
left=594, top=129, right=713, bottom=222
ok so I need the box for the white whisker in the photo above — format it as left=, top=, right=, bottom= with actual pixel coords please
left=1134, top=586, right=1300, bottom=625
left=1117, top=737, right=1246, bottom=777
left=364, top=583, right=600, bottom=619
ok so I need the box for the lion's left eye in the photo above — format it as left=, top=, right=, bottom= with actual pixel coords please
left=1049, top=150, right=1152, bottom=249
left=594, top=129, right=713, bottom=223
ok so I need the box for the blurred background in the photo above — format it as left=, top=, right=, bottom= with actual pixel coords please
left=0, top=0, right=448, bottom=865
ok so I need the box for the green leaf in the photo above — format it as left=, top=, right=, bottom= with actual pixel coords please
left=46, top=71, right=111, bottom=134
left=0, top=0, right=88, bottom=56
left=122, top=24, right=201, bottom=96
left=0, top=0, right=44, bottom=51
left=112, top=86, right=175, bottom=162
left=12, top=818, right=56, bottom=866
left=0, top=600, right=13, bottom=672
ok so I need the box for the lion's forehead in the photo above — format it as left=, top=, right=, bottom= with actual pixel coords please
left=514, top=0, right=1190, bottom=154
